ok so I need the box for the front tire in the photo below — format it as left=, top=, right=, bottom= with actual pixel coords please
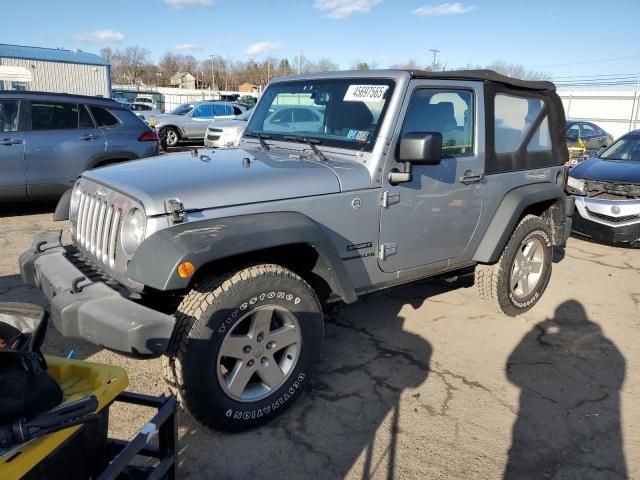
left=161, top=126, right=180, bottom=148
left=163, top=264, right=323, bottom=431
left=475, top=215, right=553, bottom=316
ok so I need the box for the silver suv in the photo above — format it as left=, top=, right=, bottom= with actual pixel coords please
left=155, top=101, right=247, bottom=148
left=0, top=92, right=159, bottom=201
left=20, top=70, right=573, bottom=432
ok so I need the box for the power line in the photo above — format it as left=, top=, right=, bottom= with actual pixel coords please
left=532, top=54, right=640, bottom=68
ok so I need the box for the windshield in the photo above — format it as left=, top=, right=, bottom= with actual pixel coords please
left=599, top=135, right=640, bottom=161
left=170, top=103, right=196, bottom=115
left=245, top=78, right=395, bottom=151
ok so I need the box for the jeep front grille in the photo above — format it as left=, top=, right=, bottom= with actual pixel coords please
left=75, top=189, right=123, bottom=267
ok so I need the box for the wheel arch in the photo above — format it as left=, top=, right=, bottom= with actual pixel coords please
left=473, top=182, right=567, bottom=264
left=127, top=212, right=358, bottom=304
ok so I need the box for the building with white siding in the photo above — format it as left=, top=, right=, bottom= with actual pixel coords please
left=0, top=44, right=110, bottom=97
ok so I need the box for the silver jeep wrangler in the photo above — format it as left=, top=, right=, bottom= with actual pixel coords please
left=20, top=70, right=573, bottom=431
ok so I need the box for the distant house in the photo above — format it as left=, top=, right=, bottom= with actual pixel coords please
left=0, top=43, right=110, bottom=96
left=238, top=82, right=259, bottom=93
left=170, top=72, right=196, bottom=89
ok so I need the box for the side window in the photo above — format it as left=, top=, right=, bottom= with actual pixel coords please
left=581, top=123, right=597, bottom=138
left=527, top=116, right=551, bottom=152
left=494, top=94, right=542, bottom=154
left=567, top=123, right=580, bottom=138
left=31, top=102, right=79, bottom=130
left=89, top=106, right=119, bottom=127
left=0, top=100, right=20, bottom=132
left=194, top=104, right=214, bottom=118
left=294, top=108, right=317, bottom=122
left=232, top=106, right=243, bottom=115
left=78, top=105, right=95, bottom=128
left=401, top=88, right=474, bottom=156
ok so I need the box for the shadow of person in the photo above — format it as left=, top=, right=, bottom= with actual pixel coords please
left=505, top=300, right=627, bottom=479
left=173, top=280, right=441, bottom=480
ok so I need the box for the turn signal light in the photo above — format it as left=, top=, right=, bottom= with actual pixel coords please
left=177, top=261, right=195, bottom=278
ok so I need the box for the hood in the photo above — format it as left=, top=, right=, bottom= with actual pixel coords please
left=84, top=147, right=370, bottom=216
left=571, top=157, right=640, bottom=184
left=154, top=113, right=185, bottom=125
left=208, top=118, right=245, bottom=130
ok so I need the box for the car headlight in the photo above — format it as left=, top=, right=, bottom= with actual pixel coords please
left=566, top=176, right=586, bottom=193
left=121, top=208, right=146, bottom=256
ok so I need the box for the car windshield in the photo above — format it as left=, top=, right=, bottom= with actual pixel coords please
left=599, top=135, right=640, bottom=161
left=245, top=78, right=395, bottom=151
left=170, top=103, right=196, bottom=115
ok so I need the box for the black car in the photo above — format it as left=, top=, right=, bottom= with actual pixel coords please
left=566, top=120, right=614, bottom=158
left=566, top=130, right=640, bottom=247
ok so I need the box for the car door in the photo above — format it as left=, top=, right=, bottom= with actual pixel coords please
left=188, top=103, right=215, bottom=138
left=378, top=82, right=484, bottom=272
left=0, top=99, right=26, bottom=199
left=25, top=101, right=105, bottom=198
left=580, top=123, right=599, bottom=151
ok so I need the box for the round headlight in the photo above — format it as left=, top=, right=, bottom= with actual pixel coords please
left=121, top=208, right=146, bottom=256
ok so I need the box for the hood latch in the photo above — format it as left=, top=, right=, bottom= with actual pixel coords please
left=165, top=198, right=185, bottom=224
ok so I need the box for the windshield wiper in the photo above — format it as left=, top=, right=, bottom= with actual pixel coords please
left=282, top=135, right=327, bottom=161
left=244, top=131, right=271, bottom=151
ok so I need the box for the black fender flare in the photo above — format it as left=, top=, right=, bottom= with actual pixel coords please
left=86, top=151, right=137, bottom=170
left=473, top=183, right=567, bottom=263
left=127, top=212, right=358, bottom=303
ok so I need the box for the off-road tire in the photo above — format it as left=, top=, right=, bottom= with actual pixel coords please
left=475, top=215, right=553, bottom=316
left=163, top=264, right=323, bottom=432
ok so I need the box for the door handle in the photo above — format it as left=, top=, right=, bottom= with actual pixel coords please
left=459, top=170, right=485, bottom=184
left=0, top=138, right=23, bottom=146
left=79, top=134, right=98, bottom=141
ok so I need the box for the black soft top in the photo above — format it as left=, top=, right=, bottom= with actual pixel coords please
left=408, top=69, right=555, bottom=92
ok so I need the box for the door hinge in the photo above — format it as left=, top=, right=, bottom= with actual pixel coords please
left=381, top=191, right=400, bottom=208
left=379, top=242, right=397, bottom=260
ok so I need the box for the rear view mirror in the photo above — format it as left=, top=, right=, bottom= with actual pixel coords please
left=398, top=132, right=442, bottom=165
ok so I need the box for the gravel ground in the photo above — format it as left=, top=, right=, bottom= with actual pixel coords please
left=1, top=204, right=639, bottom=479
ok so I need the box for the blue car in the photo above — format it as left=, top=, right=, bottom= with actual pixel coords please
left=0, top=91, right=159, bottom=201
left=567, top=130, right=640, bottom=247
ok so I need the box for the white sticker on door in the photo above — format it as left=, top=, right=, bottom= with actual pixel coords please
left=343, top=85, right=389, bottom=103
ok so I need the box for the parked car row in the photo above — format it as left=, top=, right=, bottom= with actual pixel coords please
left=0, top=91, right=158, bottom=201
left=565, top=119, right=614, bottom=164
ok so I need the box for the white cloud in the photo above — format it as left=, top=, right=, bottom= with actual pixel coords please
left=412, top=3, right=475, bottom=15
left=165, top=0, right=213, bottom=8
left=74, top=29, right=125, bottom=43
left=173, top=43, right=202, bottom=52
left=314, top=0, right=381, bottom=19
left=244, top=41, right=283, bottom=56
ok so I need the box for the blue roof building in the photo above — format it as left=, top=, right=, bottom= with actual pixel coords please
left=0, top=43, right=111, bottom=97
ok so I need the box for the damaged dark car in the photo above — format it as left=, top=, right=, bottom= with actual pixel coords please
left=567, top=130, right=640, bottom=247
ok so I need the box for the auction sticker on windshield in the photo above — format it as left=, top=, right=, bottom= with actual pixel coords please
left=344, top=85, right=389, bottom=102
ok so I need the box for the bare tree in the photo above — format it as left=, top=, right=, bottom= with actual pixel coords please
left=485, top=60, right=549, bottom=80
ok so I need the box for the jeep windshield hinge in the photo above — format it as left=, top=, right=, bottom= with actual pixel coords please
left=379, top=242, right=397, bottom=260
left=381, top=191, right=400, bottom=208
left=164, top=198, right=184, bottom=224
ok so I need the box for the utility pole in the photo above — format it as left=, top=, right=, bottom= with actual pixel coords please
left=297, top=49, right=302, bottom=75
left=429, top=49, right=440, bottom=70
left=225, top=51, right=230, bottom=92
left=209, top=54, right=216, bottom=97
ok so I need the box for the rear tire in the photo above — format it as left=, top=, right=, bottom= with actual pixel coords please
left=163, top=264, right=323, bottom=431
left=475, top=215, right=553, bottom=316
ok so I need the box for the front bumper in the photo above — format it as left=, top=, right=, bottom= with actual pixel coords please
left=571, top=196, right=640, bottom=247
left=19, top=231, right=176, bottom=356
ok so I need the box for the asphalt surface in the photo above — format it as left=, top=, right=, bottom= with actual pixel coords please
left=1, top=204, right=639, bottom=479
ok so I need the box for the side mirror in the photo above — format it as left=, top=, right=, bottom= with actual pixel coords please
left=566, top=134, right=578, bottom=141
left=389, top=132, right=442, bottom=184
left=398, top=132, right=443, bottom=165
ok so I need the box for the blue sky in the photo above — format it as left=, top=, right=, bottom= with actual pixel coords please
left=2, top=0, right=640, bottom=81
